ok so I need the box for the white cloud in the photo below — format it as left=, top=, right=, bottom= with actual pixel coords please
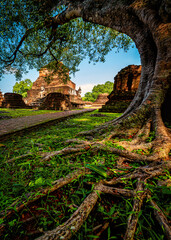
left=79, top=83, right=95, bottom=97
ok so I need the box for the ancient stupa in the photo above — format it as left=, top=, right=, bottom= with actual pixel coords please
left=100, top=65, right=141, bottom=112
left=25, top=62, right=84, bottom=109
left=92, top=93, right=109, bottom=108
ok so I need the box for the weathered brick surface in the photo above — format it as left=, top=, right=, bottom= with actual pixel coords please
left=1, top=93, right=27, bottom=109
left=100, top=65, right=141, bottom=113
left=39, top=92, right=72, bottom=110
left=0, top=91, right=3, bottom=107
left=92, top=93, right=109, bottom=108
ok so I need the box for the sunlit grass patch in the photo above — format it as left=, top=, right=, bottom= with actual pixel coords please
left=0, top=108, right=60, bottom=119
left=73, top=118, right=90, bottom=122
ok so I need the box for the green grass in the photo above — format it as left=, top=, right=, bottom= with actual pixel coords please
left=0, top=108, right=60, bottom=119
left=0, top=110, right=170, bottom=240
left=0, top=110, right=121, bottom=209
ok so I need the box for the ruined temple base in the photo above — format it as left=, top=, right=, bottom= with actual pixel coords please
left=100, top=91, right=136, bottom=113
left=1, top=93, right=28, bottom=109
left=39, top=93, right=72, bottom=111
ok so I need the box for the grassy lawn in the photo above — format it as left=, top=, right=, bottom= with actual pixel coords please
left=0, top=111, right=121, bottom=207
left=0, top=108, right=60, bottom=119
left=0, top=110, right=170, bottom=240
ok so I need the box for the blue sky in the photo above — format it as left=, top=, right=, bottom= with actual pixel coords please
left=0, top=45, right=140, bottom=97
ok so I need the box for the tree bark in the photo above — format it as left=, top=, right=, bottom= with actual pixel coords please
left=57, top=0, right=171, bottom=159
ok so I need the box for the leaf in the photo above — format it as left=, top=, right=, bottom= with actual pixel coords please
left=109, top=206, right=115, bottom=215
left=85, top=164, right=108, bottom=178
left=35, top=177, right=44, bottom=185
left=29, top=177, right=45, bottom=187
left=87, top=235, right=99, bottom=238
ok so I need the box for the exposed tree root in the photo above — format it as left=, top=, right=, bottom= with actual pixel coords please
left=35, top=162, right=171, bottom=240
left=0, top=169, right=90, bottom=232
left=39, top=139, right=167, bottom=164
left=124, top=180, right=146, bottom=240
left=97, top=184, right=134, bottom=198
left=36, top=182, right=135, bottom=240
left=2, top=152, right=32, bottom=165
left=77, top=106, right=171, bottom=160
left=5, top=125, right=170, bottom=167
left=148, top=196, right=171, bottom=240
left=40, top=139, right=93, bottom=161
left=1, top=154, right=170, bottom=239
left=36, top=183, right=101, bottom=240
left=103, top=161, right=170, bottom=186
left=1, top=117, right=170, bottom=240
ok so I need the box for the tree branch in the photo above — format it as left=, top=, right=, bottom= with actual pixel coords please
left=3, top=28, right=34, bottom=66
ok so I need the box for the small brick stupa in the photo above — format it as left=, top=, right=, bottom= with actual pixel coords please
left=92, top=93, right=109, bottom=108
left=100, top=65, right=141, bottom=112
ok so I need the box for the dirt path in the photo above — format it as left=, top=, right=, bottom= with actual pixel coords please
left=0, top=108, right=95, bottom=138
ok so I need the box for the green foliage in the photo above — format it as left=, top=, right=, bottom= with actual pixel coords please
left=85, top=164, right=108, bottom=178
left=0, top=0, right=133, bottom=80
left=146, top=131, right=155, bottom=143
left=13, top=79, right=33, bottom=97
left=83, top=81, right=113, bottom=102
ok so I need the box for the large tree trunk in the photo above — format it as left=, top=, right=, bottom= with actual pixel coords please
left=71, top=0, right=171, bottom=159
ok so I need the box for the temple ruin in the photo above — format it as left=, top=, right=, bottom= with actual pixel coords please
left=24, top=62, right=85, bottom=109
left=92, top=93, right=109, bottom=108
left=100, top=65, right=141, bottom=112
left=1, top=93, right=27, bottom=109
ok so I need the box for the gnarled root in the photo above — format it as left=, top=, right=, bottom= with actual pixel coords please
left=103, top=161, right=171, bottom=186
left=1, top=157, right=170, bottom=239
left=36, top=183, right=101, bottom=240
left=124, top=179, right=147, bottom=240
left=36, top=161, right=170, bottom=240
left=148, top=195, right=171, bottom=240
left=36, top=183, right=134, bottom=240
left=40, top=139, right=93, bottom=161
left=78, top=105, right=171, bottom=160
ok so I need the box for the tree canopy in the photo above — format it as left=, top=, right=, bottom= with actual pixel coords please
left=83, top=81, right=113, bottom=102
left=13, top=78, right=33, bottom=97
left=0, top=0, right=132, bottom=80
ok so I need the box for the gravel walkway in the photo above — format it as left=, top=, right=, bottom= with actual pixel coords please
left=0, top=108, right=95, bottom=138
